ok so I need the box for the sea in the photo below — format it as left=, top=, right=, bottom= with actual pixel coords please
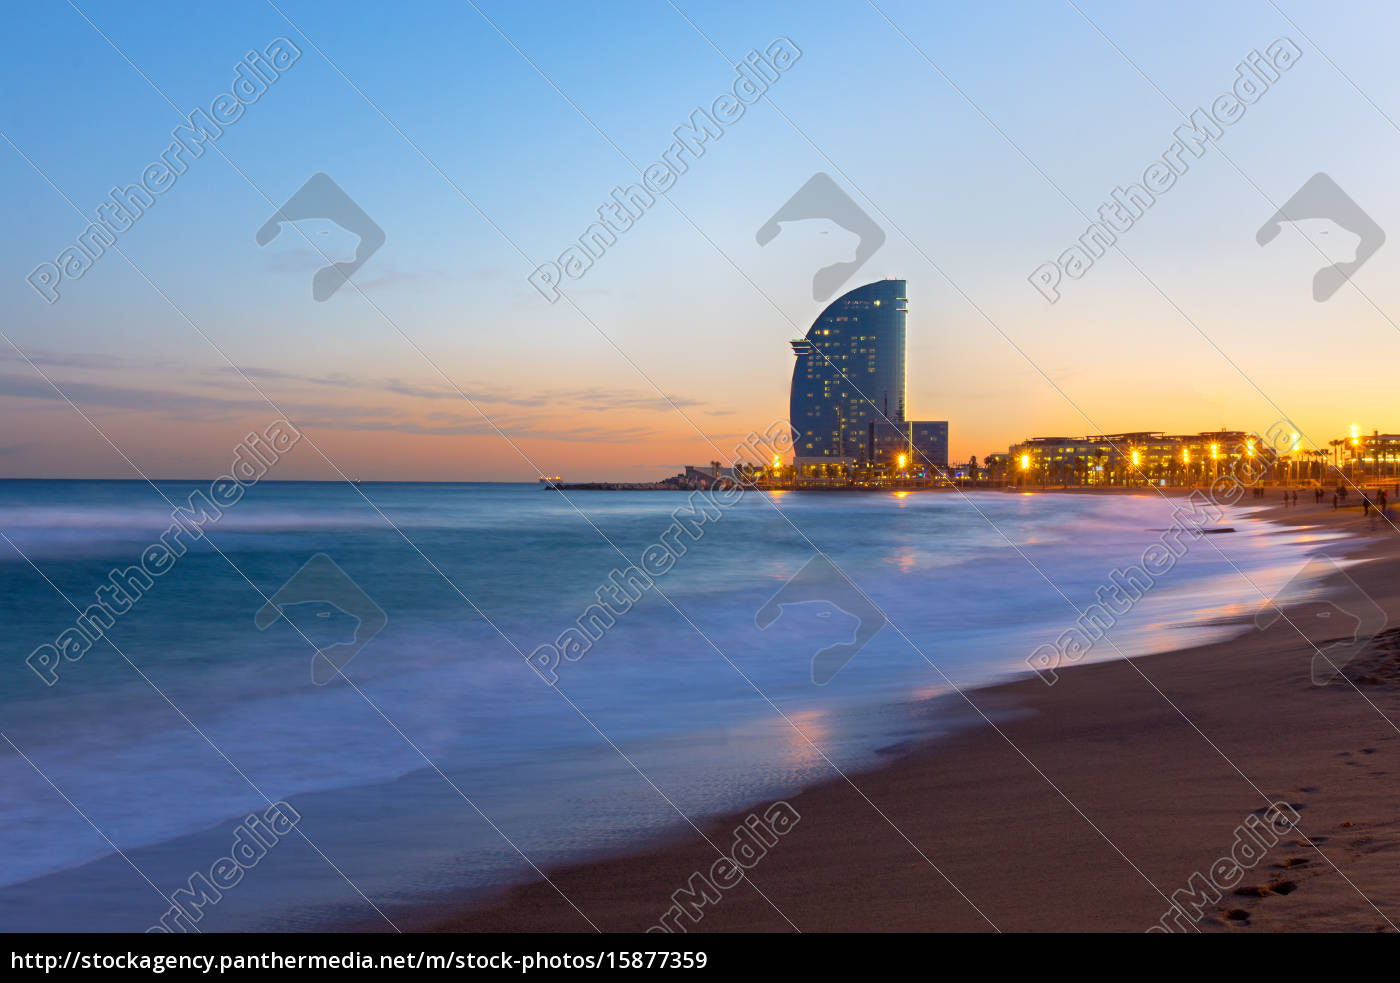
left=0, top=480, right=1346, bottom=931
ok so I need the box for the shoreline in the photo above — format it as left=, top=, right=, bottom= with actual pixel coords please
left=420, top=496, right=1400, bottom=933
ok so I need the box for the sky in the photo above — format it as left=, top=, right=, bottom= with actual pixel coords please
left=4, top=0, right=1400, bottom=481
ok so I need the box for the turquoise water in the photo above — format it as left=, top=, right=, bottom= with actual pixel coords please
left=0, top=480, right=1337, bottom=931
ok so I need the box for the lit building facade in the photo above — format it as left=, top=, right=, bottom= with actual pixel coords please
left=869, top=419, right=950, bottom=474
left=790, top=280, right=907, bottom=465
left=1347, top=431, right=1400, bottom=479
left=910, top=421, right=949, bottom=473
left=868, top=418, right=911, bottom=470
left=1005, top=431, right=1253, bottom=486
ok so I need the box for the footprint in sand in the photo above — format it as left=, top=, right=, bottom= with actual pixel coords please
left=1358, top=839, right=1400, bottom=855
left=1233, top=879, right=1299, bottom=898
left=1252, top=801, right=1307, bottom=815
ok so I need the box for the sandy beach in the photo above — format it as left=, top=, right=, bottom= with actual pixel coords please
left=426, top=491, right=1400, bottom=933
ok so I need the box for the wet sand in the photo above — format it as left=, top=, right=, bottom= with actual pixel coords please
left=426, top=493, right=1400, bottom=933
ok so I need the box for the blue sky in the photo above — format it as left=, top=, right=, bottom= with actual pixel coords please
left=4, top=0, right=1400, bottom=479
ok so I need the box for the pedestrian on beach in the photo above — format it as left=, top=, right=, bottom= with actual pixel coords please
left=1333, top=492, right=1339, bottom=510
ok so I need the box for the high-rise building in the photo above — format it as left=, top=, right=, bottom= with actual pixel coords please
left=789, top=279, right=908, bottom=464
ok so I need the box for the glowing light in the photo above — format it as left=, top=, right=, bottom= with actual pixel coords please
left=1183, top=449, right=1190, bottom=464
left=1131, top=449, right=1140, bottom=466
left=1246, top=439, right=1254, bottom=457
left=772, top=454, right=780, bottom=468
left=1020, top=454, right=1030, bottom=470
left=897, top=453, right=906, bottom=469
left=777, top=708, right=830, bottom=769
left=1211, top=443, right=1219, bottom=460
